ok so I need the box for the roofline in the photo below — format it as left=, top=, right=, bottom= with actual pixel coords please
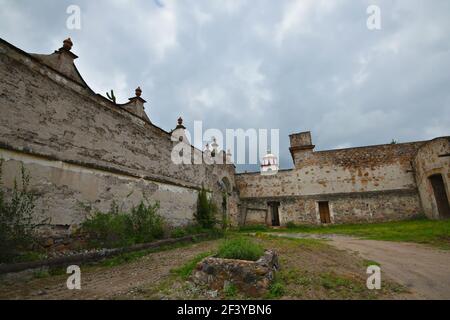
left=0, top=37, right=232, bottom=162
left=236, top=168, right=294, bottom=176
left=314, top=138, right=431, bottom=154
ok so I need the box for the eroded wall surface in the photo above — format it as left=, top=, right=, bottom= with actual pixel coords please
left=1, top=38, right=447, bottom=232
left=0, top=39, right=239, bottom=234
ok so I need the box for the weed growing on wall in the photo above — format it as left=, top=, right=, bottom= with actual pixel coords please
left=0, top=160, right=39, bottom=263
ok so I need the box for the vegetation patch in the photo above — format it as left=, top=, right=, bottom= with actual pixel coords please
left=256, top=233, right=327, bottom=249
left=267, top=279, right=285, bottom=299
left=216, top=237, right=264, bottom=261
left=223, top=282, right=238, bottom=298
left=81, top=201, right=165, bottom=248
left=170, top=224, right=224, bottom=239
left=171, top=251, right=212, bottom=280
left=246, top=218, right=450, bottom=249
left=238, top=224, right=269, bottom=233
left=195, top=187, right=218, bottom=229
left=99, top=238, right=212, bottom=268
left=0, top=162, right=43, bottom=263
left=363, top=260, right=381, bottom=267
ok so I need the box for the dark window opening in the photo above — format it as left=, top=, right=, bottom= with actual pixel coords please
left=319, top=201, right=331, bottom=224
left=268, top=201, right=280, bottom=226
left=429, top=174, right=450, bottom=219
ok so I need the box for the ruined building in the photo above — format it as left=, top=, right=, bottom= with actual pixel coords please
left=0, top=38, right=449, bottom=237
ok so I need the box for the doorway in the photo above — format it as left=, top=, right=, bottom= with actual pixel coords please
left=268, top=202, right=280, bottom=226
left=429, top=174, right=450, bottom=219
left=319, top=201, right=331, bottom=224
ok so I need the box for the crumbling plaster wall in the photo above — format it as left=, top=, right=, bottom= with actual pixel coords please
left=0, top=39, right=239, bottom=233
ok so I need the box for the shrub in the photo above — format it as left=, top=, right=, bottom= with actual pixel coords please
left=128, top=201, right=164, bottom=243
left=216, top=237, right=264, bottom=261
left=286, top=221, right=297, bottom=229
left=170, top=227, right=189, bottom=239
left=0, top=161, right=40, bottom=263
left=195, top=187, right=218, bottom=229
left=81, top=200, right=164, bottom=248
left=170, top=224, right=206, bottom=238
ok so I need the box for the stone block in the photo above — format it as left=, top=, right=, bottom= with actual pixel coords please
left=192, top=250, right=279, bottom=297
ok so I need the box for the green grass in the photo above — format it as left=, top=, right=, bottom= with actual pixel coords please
left=257, top=234, right=327, bottom=248
left=244, top=218, right=450, bottom=249
left=223, top=282, right=238, bottom=298
left=100, top=249, right=152, bottom=268
left=319, top=272, right=360, bottom=291
left=363, top=259, right=381, bottom=267
left=171, top=252, right=212, bottom=280
left=216, top=237, right=264, bottom=261
left=13, top=251, right=47, bottom=263
left=237, top=225, right=269, bottom=233
left=267, top=279, right=285, bottom=299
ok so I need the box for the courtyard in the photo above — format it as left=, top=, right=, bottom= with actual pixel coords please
left=1, top=219, right=449, bottom=300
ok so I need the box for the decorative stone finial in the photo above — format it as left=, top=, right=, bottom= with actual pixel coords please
left=63, top=38, right=73, bottom=51
left=135, top=86, right=142, bottom=97
left=175, top=116, right=186, bottom=130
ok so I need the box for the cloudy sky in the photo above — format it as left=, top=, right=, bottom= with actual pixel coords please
left=1, top=0, right=449, bottom=172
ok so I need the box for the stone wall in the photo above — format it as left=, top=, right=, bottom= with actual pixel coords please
left=0, top=38, right=239, bottom=235
left=240, top=190, right=422, bottom=226
left=414, top=137, right=450, bottom=219
left=236, top=135, right=427, bottom=226
left=1, top=37, right=447, bottom=233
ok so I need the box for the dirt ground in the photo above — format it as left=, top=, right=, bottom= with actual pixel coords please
left=272, top=233, right=450, bottom=300
left=0, top=241, right=220, bottom=300
left=0, top=236, right=410, bottom=300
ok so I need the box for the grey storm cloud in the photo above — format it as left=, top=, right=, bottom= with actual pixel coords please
left=1, top=0, right=449, bottom=172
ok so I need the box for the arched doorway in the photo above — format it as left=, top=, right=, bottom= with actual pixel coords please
left=429, top=174, right=450, bottom=219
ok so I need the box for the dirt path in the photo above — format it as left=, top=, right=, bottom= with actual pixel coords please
left=0, top=240, right=219, bottom=300
left=273, top=233, right=450, bottom=300
left=2, top=235, right=447, bottom=300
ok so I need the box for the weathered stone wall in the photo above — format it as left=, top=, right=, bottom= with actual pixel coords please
left=414, top=137, right=450, bottom=219
left=236, top=140, right=426, bottom=226
left=238, top=143, right=423, bottom=198
left=1, top=37, right=446, bottom=233
left=240, top=190, right=421, bottom=226
left=0, top=39, right=239, bottom=234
